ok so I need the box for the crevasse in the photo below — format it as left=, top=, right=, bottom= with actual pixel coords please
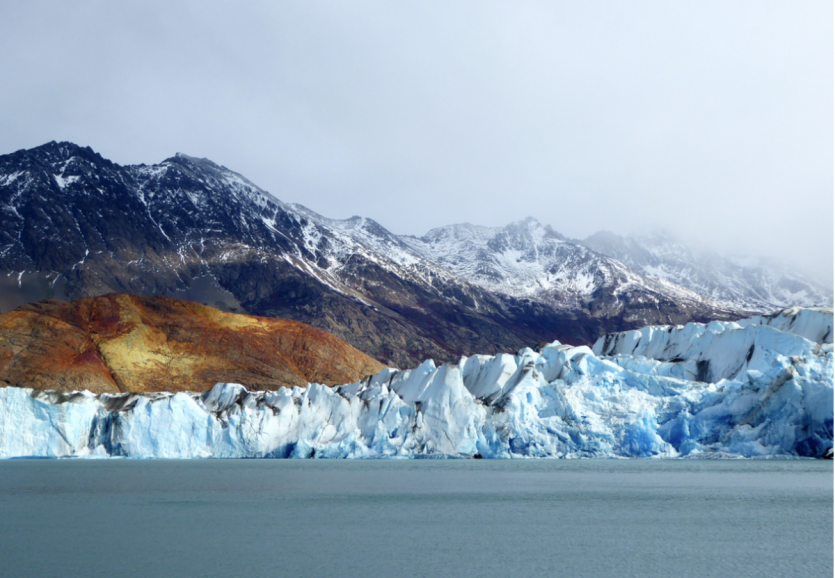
left=0, top=308, right=831, bottom=459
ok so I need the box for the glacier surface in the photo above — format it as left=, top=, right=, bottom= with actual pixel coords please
left=0, top=308, right=831, bottom=459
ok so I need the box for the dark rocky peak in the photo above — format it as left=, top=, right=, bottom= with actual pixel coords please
left=0, top=142, right=134, bottom=204
left=0, top=141, right=116, bottom=177
left=142, top=152, right=282, bottom=213
left=163, top=152, right=232, bottom=180
left=1, top=144, right=279, bottom=215
left=21, top=141, right=96, bottom=162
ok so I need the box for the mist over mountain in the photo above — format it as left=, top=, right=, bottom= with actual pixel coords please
left=579, top=230, right=832, bottom=311
left=1, top=142, right=829, bottom=367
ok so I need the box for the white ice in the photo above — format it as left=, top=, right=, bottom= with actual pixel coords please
left=0, top=308, right=831, bottom=459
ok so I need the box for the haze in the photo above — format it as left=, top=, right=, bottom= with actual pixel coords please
left=1, top=1, right=832, bottom=285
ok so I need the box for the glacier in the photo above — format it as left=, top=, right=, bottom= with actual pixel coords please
left=0, top=308, right=831, bottom=459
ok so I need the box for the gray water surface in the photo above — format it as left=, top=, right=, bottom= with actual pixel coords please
left=0, top=459, right=831, bottom=578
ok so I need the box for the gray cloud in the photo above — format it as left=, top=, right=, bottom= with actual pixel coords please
left=1, top=1, right=831, bottom=284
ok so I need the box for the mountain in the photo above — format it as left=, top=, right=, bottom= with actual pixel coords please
left=0, top=141, right=532, bottom=366
left=0, top=141, right=745, bottom=366
left=0, top=294, right=384, bottom=394
left=400, top=218, right=730, bottom=319
left=581, top=230, right=833, bottom=313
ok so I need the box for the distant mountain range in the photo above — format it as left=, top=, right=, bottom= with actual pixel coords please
left=1, top=141, right=829, bottom=366
left=580, top=230, right=831, bottom=312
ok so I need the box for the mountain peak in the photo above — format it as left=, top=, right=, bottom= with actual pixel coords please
left=166, top=152, right=228, bottom=172
left=6, top=141, right=104, bottom=167
left=421, top=222, right=498, bottom=244
left=152, top=152, right=283, bottom=206
left=31, top=140, right=87, bottom=154
left=517, top=216, right=541, bottom=226
left=501, top=217, right=565, bottom=242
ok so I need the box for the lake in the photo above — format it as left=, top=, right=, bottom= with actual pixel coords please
left=0, top=459, right=831, bottom=578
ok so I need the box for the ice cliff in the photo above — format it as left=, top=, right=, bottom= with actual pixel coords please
left=1, top=308, right=832, bottom=459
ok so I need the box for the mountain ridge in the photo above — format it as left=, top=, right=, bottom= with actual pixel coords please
left=3, top=141, right=820, bottom=367
left=580, top=229, right=832, bottom=312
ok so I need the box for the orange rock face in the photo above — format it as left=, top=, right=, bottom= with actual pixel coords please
left=0, top=294, right=386, bottom=394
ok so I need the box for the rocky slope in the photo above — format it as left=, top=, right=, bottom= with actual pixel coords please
left=0, top=141, right=743, bottom=366
left=0, top=294, right=384, bottom=394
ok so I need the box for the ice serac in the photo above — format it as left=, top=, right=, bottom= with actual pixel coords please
left=593, top=307, right=833, bottom=382
left=0, top=309, right=831, bottom=459
left=736, top=307, right=833, bottom=345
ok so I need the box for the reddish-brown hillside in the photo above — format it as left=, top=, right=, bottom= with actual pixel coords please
left=0, top=294, right=386, bottom=394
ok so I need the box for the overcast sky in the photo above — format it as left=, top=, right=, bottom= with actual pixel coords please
left=1, top=1, right=832, bottom=284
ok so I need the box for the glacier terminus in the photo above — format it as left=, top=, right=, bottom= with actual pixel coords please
left=0, top=308, right=831, bottom=459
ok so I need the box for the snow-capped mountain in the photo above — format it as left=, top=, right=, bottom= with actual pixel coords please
left=0, top=141, right=771, bottom=366
left=400, top=218, right=727, bottom=318
left=294, top=208, right=740, bottom=326
left=0, top=142, right=519, bottom=366
left=581, top=230, right=833, bottom=313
